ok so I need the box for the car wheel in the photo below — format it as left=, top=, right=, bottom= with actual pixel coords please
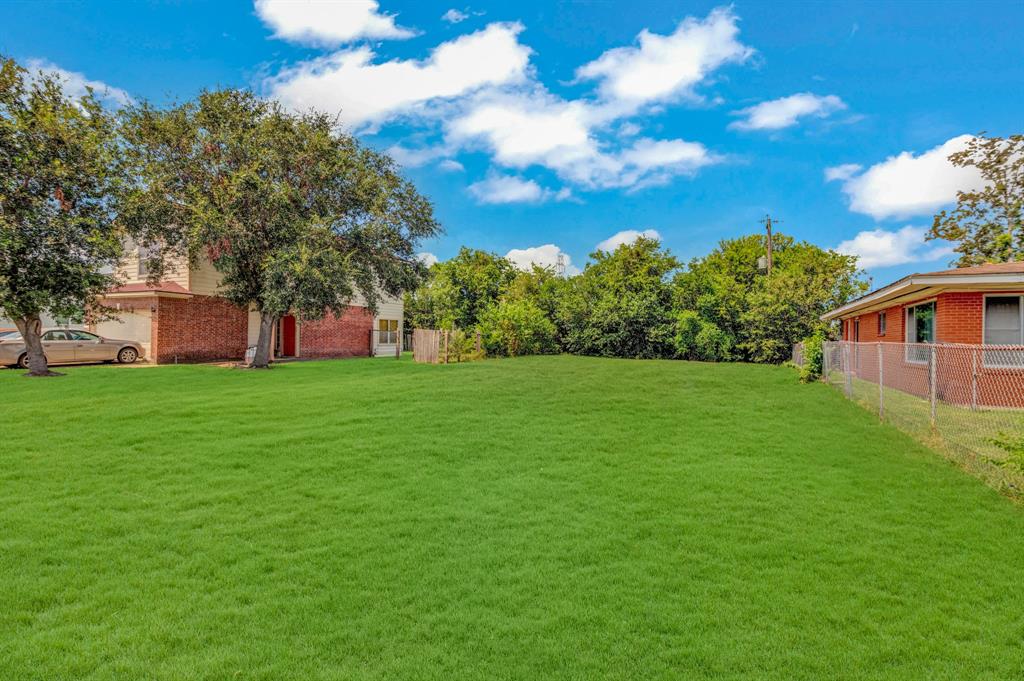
left=117, top=347, right=139, bottom=364
left=17, top=353, right=30, bottom=370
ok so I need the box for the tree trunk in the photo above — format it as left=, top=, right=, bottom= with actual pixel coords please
left=251, top=310, right=276, bottom=369
left=14, top=315, right=59, bottom=377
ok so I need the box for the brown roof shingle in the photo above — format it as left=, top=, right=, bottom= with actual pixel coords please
left=918, top=261, right=1024, bottom=277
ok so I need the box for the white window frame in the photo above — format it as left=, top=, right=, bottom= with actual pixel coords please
left=904, top=300, right=937, bottom=364
left=878, top=310, right=887, bottom=337
left=982, top=293, right=1024, bottom=369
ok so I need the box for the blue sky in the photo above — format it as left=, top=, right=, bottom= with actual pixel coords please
left=3, top=0, right=1022, bottom=286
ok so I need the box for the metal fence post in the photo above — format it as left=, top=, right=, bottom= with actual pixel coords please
left=971, top=347, right=979, bottom=411
left=877, top=343, right=884, bottom=419
left=822, top=342, right=829, bottom=383
left=845, top=343, right=853, bottom=399
left=929, top=345, right=937, bottom=429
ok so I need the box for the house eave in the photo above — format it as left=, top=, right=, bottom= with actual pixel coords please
left=821, top=273, right=1024, bottom=321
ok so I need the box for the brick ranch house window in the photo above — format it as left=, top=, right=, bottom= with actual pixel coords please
left=983, top=295, right=1024, bottom=368
left=878, top=310, right=887, bottom=336
left=905, top=301, right=935, bottom=363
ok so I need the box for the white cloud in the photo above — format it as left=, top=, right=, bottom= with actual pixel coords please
left=467, top=173, right=569, bottom=204
left=417, top=252, right=439, bottom=267
left=835, top=226, right=953, bottom=268
left=25, top=59, right=133, bottom=108
left=729, top=93, right=846, bottom=131
left=824, top=163, right=862, bottom=182
left=387, top=144, right=450, bottom=168
left=448, top=91, right=719, bottom=189
left=262, top=6, right=744, bottom=193
left=442, top=9, right=469, bottom=23
left=596, top=228, right=662, bottom=252
left=575, top=7, right=753, bottom=107
left=265, top=22, right=531, bottom=127
left=832, top=135, right=986, bottom=220
left=504, top=244, right=579, bottom=274
left=255, top=0, right=415, bottom=46
left=438, top=159, right=465, bottom=172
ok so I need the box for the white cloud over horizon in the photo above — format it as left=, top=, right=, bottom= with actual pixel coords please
left=25, top=59, right=133, bottom=108
left=824, top=163, right=862, bottom=182
left=828, top=135, right=986, bottom=220
left=595, top=229, right=662, bottom=252
left=416, top=251, right=439, bottom=267
left=265, top=22, right=531, bottom=128
left=575, top=6, right=753, bottom=108
left=441, top=8, right=469, bottom=24
left=255, top=0, right=416, bottom=46
left=467, top=173, right=571, bottom=204
left=835, top=225, right=953, bottom=269
left=730, top=92, right=845, bottom=131
left=262, top=6, right=748, bottom=195
left=505, top=244, right=580, bottom=275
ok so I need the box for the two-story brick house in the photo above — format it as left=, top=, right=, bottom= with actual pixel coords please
left=94, top=244, right=403, bottom=364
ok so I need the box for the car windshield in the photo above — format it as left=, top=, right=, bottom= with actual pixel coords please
left=0, top=330, right=22, bottom=340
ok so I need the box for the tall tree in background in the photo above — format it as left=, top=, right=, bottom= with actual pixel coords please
left=928, top=133, right=1024, bottom=266
left=558, top=237, right=679, bottom=359
left=404, top=247, right=516, bottom=330
left=675, top=233, right=866, bottom=363
left=121, top=89, right=439, bottom=368
left=0, top=57, right=129, bottom=376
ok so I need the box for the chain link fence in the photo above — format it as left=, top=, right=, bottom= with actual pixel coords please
left=823, top=340, right=1024, bottom=497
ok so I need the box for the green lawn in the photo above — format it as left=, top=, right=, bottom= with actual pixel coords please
left=1, top=356, right=1023, bottom=680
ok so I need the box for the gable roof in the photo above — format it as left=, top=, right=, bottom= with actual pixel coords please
left=823, top=262, right=1024, bottom=321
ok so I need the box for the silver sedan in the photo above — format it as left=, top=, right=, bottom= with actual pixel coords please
left=0, top=329, right=145, bottom=368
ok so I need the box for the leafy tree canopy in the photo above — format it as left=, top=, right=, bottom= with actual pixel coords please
left=0, top=57, right=132, bottom=376
left=405, top=247, right=516, bottom=331
left=675, top=233, right=867, bottom=363
left=927, top=133, right=1024, bottom=266
left=120, top=89, right=439, bottom=367
left=557, top=237, right=680, bottom=359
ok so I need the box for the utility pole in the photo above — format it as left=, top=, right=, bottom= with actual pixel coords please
left=760, top=214, right=781, bottom=275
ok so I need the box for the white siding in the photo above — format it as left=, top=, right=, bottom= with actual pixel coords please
left=247, top=308, right=262, bottom=347
left=117, top=239, right=189, bottom=289
left=189, top=257, right=222, bottom=296
left=373, top=296, right=404, bottom=356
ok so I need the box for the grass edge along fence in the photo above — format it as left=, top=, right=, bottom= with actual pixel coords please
left=412, top=328, right=484, bottom=364
left=821, top=340, right=1024, bottom=499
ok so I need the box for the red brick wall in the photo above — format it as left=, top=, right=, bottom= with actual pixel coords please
left=843, top=303, right=905, bottom=343
left=154, top=295, right=247, bottom=363
left=841, top=290, right=1024, bottom=407
left=934, top=292, right=983, bottom=344
left=299, top=306, right=373, bottom=359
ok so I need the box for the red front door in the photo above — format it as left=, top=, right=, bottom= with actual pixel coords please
left=282, top=315, right=297, bottom=357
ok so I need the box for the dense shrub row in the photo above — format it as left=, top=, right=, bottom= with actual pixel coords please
left=406, top=234, right=867, bottom=363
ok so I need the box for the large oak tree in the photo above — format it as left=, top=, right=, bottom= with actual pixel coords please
left=120, top=89, right=440, bottom=368
left=0, top=57, right=129, bottom=376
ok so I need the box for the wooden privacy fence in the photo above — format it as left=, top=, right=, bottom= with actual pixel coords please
left=412, top=328, right=483, bottom=364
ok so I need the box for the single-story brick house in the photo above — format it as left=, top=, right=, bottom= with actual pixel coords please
left=92, top=245, right=403, bottom=364
left=822, top=261, right=1024, bottom=407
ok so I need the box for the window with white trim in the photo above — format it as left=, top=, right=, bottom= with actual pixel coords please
left=878, top=311, right=887, bottom=336
left=905, top=302, right=935, bottom=363
left=983, top=295, right=1024, bottom=368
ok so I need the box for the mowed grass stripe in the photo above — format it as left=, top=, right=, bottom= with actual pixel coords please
left=1, top=356, right=1022, bottom=680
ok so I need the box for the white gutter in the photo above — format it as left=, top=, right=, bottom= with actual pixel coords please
left=822, top=272, right=1024, bottom=321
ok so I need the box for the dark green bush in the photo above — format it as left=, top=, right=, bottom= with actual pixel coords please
left=798, top=331, right=825, bottom=383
